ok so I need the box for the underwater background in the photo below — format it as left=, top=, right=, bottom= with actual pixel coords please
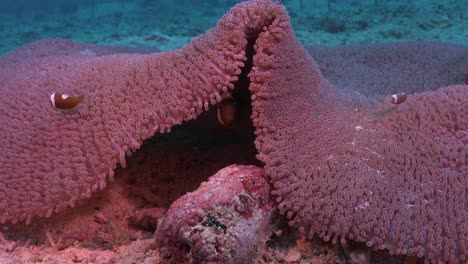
left=0, top=1, right=467, bottom=263
left=0, top=0, right=466, bottom=56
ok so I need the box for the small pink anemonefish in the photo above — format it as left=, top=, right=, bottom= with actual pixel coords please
left=390, top=93, right=407, bottom=105
left=49, top=92, right=84, bottom=110
left=217, top=96, right=237, bottom=127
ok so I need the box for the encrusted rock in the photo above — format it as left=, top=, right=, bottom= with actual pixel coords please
left=155, top=165, right=273, bottom=264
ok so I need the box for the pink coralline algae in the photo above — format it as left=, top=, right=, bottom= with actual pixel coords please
left=0, top=0, right=466, bottom=263
left=155, top=165, right=272, bottom=263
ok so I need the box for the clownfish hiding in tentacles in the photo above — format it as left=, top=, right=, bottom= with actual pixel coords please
left=217, top=95, right=237, bottom=127
left=390, top=92, right=407, bottom=105
left=49, top=92, right=84, bottom=110
left=372, top=92, right=408, bottom=118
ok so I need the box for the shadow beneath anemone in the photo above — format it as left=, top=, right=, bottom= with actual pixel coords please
left=120, top=99, right=260, bottom=209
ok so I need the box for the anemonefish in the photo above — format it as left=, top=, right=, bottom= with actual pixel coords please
left=390, top=93, right=407, bottom=105
left=49, top=92, right=84, bottom=110
left=217, top=96, right=237, bottom=127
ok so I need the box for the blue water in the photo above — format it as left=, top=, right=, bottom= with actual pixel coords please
left=0, top=0, right=466, bottom=56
